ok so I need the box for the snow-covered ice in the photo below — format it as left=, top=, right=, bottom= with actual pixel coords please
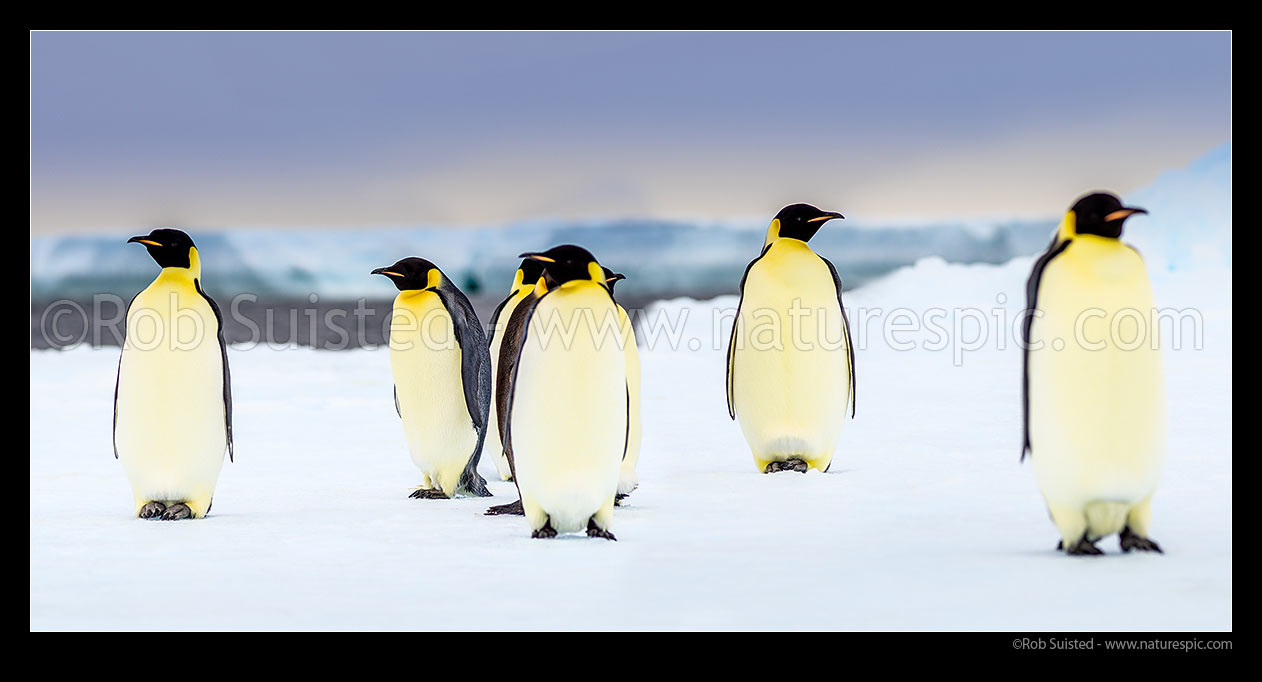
left=29, top=253, right=1231, bottom=631
left=30, top=143, right=1233, bottom=630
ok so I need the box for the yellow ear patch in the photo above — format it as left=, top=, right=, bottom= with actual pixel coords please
left=763, top=218, right=781, bottom=247
left=1056, top=210, right=1077, bottom=243
left=426, top=268, right=443, bottom=290
left=586, top=261, right=605, bottom=283
left=532, top=277, right=549, bottom=297
left=187, top=246, right=203, bottom=277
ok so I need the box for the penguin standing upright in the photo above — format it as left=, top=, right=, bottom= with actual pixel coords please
left=726, top=204, right=855, bottom=473
left=602, top=267, right=642, bottom=503
left=373, top=258, right=492, bottom=499
left=1023, top=192, right=1165, bottom=556
left=484, top=258, right=547, bottom=482
left=498, top=245, right=627, bottom=539
left=114, top=228, right=232, bottom=520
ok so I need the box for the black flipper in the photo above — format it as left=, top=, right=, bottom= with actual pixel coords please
left=496, top=286, right=548, bottom=485
left=112, top=352, right=123, bottom=460
left=1021, top=238, right=1072, bottom=461
left=726, top=243, right=773, bottom=419
left=112, top=292, right=140, bottom=460
left=195, top=279, right=233, bottom=462
left=821, top=256, right=857, bottom=419
left=431, top=277, right=493, bottom=497
left=432, top=283, right=490, bottom=432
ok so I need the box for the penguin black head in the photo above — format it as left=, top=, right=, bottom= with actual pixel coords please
left=127, top=228, right=197, bottom=269
left=1069, top=192, right=1148, bottom=239
left=600, top=266, right=626, bottom=293
left=519, top=245, right=603, bottom=286
left=771, top=203, right=845, bottom=242
left=371, top=257, right=443, bottom=291
left=517, top=258, right=546, bottom=286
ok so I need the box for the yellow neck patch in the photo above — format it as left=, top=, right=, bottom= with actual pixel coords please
left=158, top=246, right=202, bottom=284
left=513, top=270, right=543, bottom=297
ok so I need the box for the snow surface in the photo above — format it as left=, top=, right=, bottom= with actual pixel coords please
left=30, top=253, right=1231, bottom=631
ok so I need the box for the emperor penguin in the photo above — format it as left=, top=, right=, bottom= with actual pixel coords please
left=1023, top=192, right=1165, bottom=556
left=602, top=267, right=643, bottom=503
left=483, top=264, right=639, bottom=517
left=726, top=203, right=856, bottom=474
left=484, top=258, right=547, bottom=482
left=498, top=245, right=627, bottom=539
left=372, top=258, right=492, bottom=499
left=114, top=228, right=232, bottom=520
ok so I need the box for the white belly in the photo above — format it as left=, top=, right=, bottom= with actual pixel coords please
left=390, top=291, right=478, bottom=495
left=1028, top=237, right=1166, bottom=508
left=115, top=279, right=227, bottom=509
left=732, top=240, right=850, bottom=470
left=511, top=285, right=626, bottom=533
left=486, top=291, right=526, bottom=480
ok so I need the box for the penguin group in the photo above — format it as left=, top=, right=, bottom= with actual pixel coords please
left=113, top=191, right=1166, bottom=555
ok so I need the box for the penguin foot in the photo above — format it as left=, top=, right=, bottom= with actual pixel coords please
left=159, top=503, right=193, bottom=521
left=409, top=489, right=450, bottom=500
left=531, top=521, right=557, bottom=539
left=586, top=519, right=617, bottom=541
left=485, top=499, right=524, bottom=516
left=764, top=459, right=808, bottom=474
left=1120, top=527, right=1164, bottom=554
left=138, top=501, right=166, bottom=519
left=614, top=493, right=628, bottom=507
left=1064, top=536, right=1103, bottom=556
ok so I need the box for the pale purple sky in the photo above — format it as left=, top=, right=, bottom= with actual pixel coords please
left=30, top=31, right=1231, bottom=233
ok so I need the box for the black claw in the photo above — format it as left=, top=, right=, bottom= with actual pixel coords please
left=586, top=518, right=617, bottom=541
left=160, top=503, right=192, bottom=521
left=138, top=501, right=166, bottom=519
left=764, top=458, right=809, bottom=474
left=485, top=499, right=524, bottom=516
left=1065, top=535, right=1103, bottom=556
left=531, top=520, right=558, bottom=539
left=409, top=489, right=450, bottom=500
left=614, top=493, right=628, bottom=507
left=1056, top=539, right=1064, bottom=550
left=1120, top=527, right=1164, bottom=554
